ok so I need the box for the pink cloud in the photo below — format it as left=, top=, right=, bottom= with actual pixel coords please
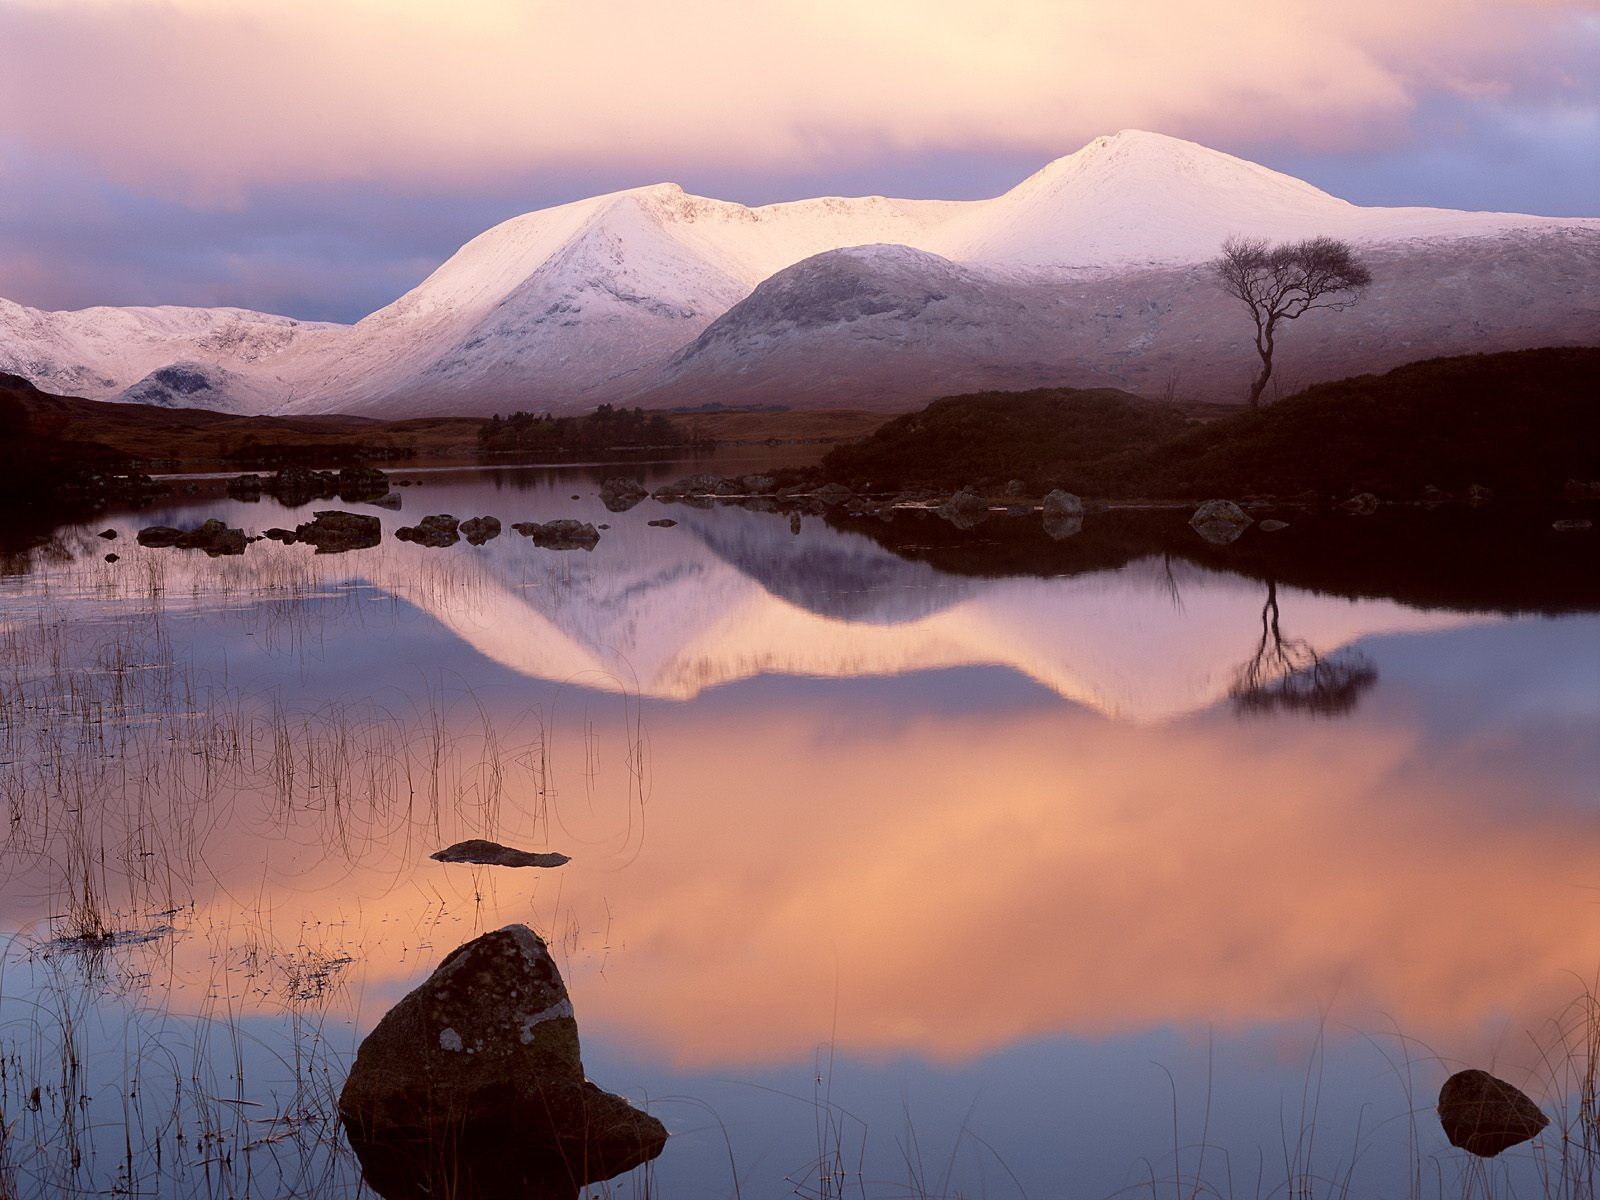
left=0, top=0, right=1590, bottom=203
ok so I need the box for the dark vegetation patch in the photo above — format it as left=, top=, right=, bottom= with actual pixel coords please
left=478, top=404, right=709, bottom=454
left=822, top=348, right=1600, bottom=503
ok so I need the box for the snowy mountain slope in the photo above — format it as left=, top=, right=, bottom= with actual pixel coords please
left=0, top=297, right=328, bottom=403
left=1, top=130, right=1592, bottom=416
left=638, top=228, right=1600, bottom=407
left=116, top=360, right=289, bottom=415
left=923, top=130, right=1556, bottom=271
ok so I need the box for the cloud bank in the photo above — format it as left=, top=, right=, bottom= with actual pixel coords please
left=0, top=0, right=1593, bottom=317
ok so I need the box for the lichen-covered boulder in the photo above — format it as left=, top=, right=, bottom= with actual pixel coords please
left=1437, top=1069, right=1548, bottom=1158
left=339, top=925, right=666, bottom=1200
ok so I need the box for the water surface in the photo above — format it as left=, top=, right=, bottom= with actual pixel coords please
left=1, top=463, right=1596, bottom=1198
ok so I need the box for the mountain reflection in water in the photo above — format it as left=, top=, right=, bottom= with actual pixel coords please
left=0, top=464, right=1596, bottom=1199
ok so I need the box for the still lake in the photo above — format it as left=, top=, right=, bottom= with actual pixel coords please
left=1, top=458, right=1597, bottom=1198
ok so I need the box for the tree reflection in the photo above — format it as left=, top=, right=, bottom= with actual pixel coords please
left=1231, top=580, right=1378, bottom=717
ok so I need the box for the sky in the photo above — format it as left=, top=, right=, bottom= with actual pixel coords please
left=1, top=0, right=1595, bottom=323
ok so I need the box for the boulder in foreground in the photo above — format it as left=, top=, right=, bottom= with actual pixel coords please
left=339, top=925, right=666, bottom=1200
left=1437, top=1069, right=1548, bottom=1158
left=431, top=840, right=571, bottom=868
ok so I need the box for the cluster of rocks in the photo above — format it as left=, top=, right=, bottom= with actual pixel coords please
left=511, top=519, right=601, bottom=550
left=135, top=518, right=248, bottom=556
left=338, top=925, right=666, bottom=1200
left=228, top=465, right=397, bottom=508
left=264, top=510, right=382, bottom=554
left=393, top=515, right=502, bottom=548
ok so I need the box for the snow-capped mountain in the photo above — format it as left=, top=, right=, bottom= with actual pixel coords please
left=2, top=130, right=1593, bottom=416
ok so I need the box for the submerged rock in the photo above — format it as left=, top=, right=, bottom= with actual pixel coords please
left=1189, top=499, right=1252, bottom=545
left=294, top=510, right=382, bottom=554
left=1043, top=512, right=1083, bottom=540
left=1259, top=519, right=1290, bottom=532
left=646, top=518, right=677, bottom=528
left=512, top=520, right=601, bottom=550
left=339, top=925, right=666, bottom=1200
left=372, top=491, right=403, bottom=510
left=396, top=515, right=461, bottom=548
left=599, top=478, right=649, bottom=512
left=1553, top=518, right=1593, bottom=532
left=431, top=840, right=570, bottom=869
left=1437, top=1069, right=1548, bottom=1157
left=460, top=516, right=502, bottom=545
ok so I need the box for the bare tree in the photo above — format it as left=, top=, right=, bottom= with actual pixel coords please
left=1213, top=236, right=1373, bottom=407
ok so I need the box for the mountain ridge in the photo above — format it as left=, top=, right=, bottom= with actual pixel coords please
left=2, top=130, right=1593, bottom=416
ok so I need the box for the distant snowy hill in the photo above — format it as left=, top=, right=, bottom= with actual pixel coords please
left=2, top=131, right=1594, bottom=415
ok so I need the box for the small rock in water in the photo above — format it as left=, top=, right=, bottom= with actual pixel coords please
left=396, top=514, right=460, bottom=548
left=511, top=519, right=600, bottom=550
left=1259, top=519, right=1290, bottom=532
left=938, top=487, right=990, bottom=530
left=1552, top=518, right=1593, bottom=533
left=600, top=478, right=649, bottom=512
left=372, top=491, right=403, bottom=510
left=1437, top=1069, right=1548, bottom=1157
left=646, top=518, right=677, bottom=528
left=294, top=510, right=382, bottom=554
left=98, top=528, right=118, bottom=540
left=136, top=519, right=247, bottom=556
left=431, top=840, right=571, bottom=869
left=1189, top=500, right=1252, bottom=545
left=814, top=482, right=855, bottom=507
left=338, top=925, right=665, bottom=1200
left=263, top=527, right=299, bottom=545
left=459, top=516, right=501, bottom=545
left=104, top=552, right=119, bottom=563
left=1340, top=492, right=1380, bottom=516
left=1042, top=490, right=1083, bottom=518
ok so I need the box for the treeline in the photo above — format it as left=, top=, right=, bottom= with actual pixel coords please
left=478, top=404, right=707, bottom=454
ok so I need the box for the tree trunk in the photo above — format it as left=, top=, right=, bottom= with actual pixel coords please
left=1248, top=322, right=1276, bottom=408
